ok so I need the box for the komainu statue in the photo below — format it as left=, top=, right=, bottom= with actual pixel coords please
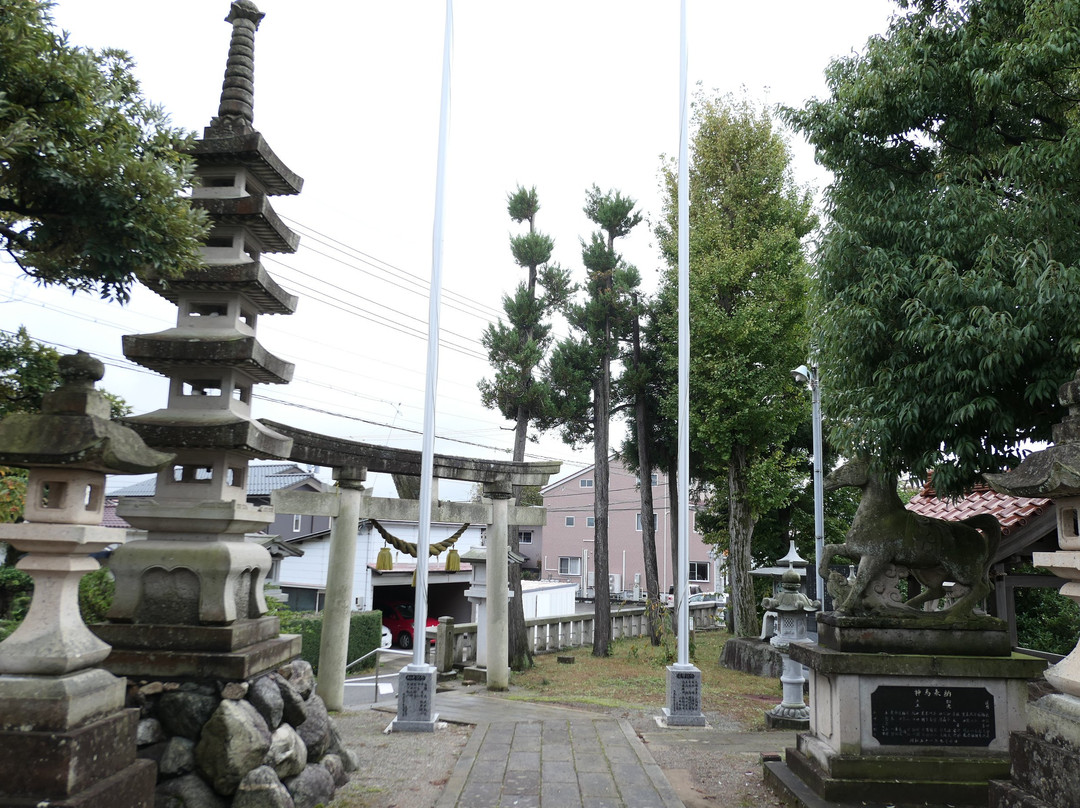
left=821, top=458, right=1000, bottom=620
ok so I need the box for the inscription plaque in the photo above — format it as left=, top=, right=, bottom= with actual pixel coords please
left=870, top=685, right=994, bottom=747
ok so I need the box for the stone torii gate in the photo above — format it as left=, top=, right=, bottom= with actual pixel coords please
left=262, top=421, right=557, bottom=710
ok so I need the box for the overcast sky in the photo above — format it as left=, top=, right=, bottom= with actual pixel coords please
left=3, top=1, right=898, bottom=491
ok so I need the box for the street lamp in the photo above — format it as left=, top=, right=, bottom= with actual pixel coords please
left=792, top=363, right=825, bottom=607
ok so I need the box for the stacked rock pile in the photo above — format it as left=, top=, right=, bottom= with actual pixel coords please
left=131, top=660, right=357, bottom=808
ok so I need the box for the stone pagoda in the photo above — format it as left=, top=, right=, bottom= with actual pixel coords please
left=97, top=0, right=302, bottom=681
left=0, top=353, right=173, bottom=807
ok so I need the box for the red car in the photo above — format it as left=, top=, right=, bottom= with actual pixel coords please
left=380, top=602, right=437, bottom=650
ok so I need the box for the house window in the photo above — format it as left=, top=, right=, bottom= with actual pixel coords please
left=292, top=514, right=302, bottom=533
left=635, top=513, right=659, bottom=531
left=636, top=473, right=660, bottom=487
left=579, top=478, right=594, bottom=488
left=559, top=556, right=582, bottom=575
left=565, top=516, right=575, bottom=527
left=689, top=561, right=710, bottom=582
left=586, top=516, right=595, bottom=527
left=518, top=530, right=533, bottom=545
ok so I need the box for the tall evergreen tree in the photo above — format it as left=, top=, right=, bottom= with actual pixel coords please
left=619, top=293, right=669, bottom=644
left=546, top=186, right=642, bottom=657
left=479, top=186, right=569, bottom=670
left=655, top=96, right=814, bottom=637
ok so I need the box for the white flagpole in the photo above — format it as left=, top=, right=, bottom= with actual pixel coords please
left=676, top=0, right=691, bottom=668
left=412, top=0, right=453, bottom=669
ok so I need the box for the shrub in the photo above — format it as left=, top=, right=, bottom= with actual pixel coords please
left=0, top=565, right=32, bottom=619
left=79, top=567, right=114, bottom=624
left=277, top=609, right=384, bottom=674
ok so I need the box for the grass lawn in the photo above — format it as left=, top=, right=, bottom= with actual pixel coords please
left=505, top=629, right=783, bottom=730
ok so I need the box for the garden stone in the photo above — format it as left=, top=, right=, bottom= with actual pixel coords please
left=156, top=773, right=228, bottom=808
left=296, top=694, right=331, bottom=760
left=158, top=690, right=220, bottom=740
left=321, top=753, right=348, bottom=787
left=265, top=723, right=308, bottom=779
left=285, top=763, right=336, bottom=808
left=283, top=660, right=315, bottom=699
left=274, top=672, right=307, bottom=726
left=326, top=720, right=358, bottom=772
left=195, top=698, right=272, bottom=795
left=249, top=674, right=284, bottom=729
left=233, top=765, right=295, bottom=808
left=221, top=681, right=249, bottom=700
left=136, top=716, right=166, bottom=746
left=160, top=736, right=196, bottom=777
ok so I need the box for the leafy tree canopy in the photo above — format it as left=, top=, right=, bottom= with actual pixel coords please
left=0, top=0, right=207, bottom=302
left=785, top=0, right=1080, bottom=495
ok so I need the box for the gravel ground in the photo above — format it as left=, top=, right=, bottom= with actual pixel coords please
left=328, top=704, right=794, bottom=808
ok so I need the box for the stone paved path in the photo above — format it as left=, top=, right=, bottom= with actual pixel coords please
left=434, top=717, right=683, bottom=808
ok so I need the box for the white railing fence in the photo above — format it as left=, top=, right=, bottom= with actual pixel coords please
left=426, top=603, right=723, bottom=671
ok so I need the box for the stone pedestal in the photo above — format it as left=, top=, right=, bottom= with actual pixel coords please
left=663, top=664, right=707, bottom=727
left=765, top=640, right=1045, bottom=807
left=391, top=664, right=439, bottom=732
left=988, top=692, right=1080, bottom=807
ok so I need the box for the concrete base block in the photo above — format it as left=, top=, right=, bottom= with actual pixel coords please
left=0, top=758, right=155, bottom=808
left=93, top=615, right=281, bottom=652
left=0, top=668, right=125, bottom=732
left=0, top=709, right=142, bottom=800
left=101, top=633, right=301, bottom=680
left=817, top=613, right=1010, bottom=656
left=987, top=695, right=1080, bottom=808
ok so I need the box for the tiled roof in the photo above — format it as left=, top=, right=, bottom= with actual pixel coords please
left=906, top=482, right=1051, bottom=536
left=110, top=463, right=322, bottom=497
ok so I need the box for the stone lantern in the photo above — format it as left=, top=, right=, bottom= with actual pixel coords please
left=984, top=368, right=1080, bottom=806
left=761, top=563, right=819, bottom=729
left=0, top=352, right=172, bottom=805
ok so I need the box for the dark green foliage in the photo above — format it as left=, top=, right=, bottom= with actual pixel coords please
left=1015, top=568, right=1080, bottom=657
left=0, top=327, right=61, bottom=419
left=784, top=0, right=1080, bottom=495
left=78, top=566, right=114, bottom=624
left=0, top=0, right=208, bottom=302
left=277, top=609, right=383, bottom=674
left=0, top=564, right=32, bottom=619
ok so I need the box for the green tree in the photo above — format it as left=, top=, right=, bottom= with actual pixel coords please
left=0, top=0, right=207, bottom=302
left=619, top=293, right=670, bottom=644
left=655, top=95, right=815, bottom=637
left=784, top=0, right=1080, bottom=495
left=479, top=186, right=570, bottom=671
left=546, top=186, right=642, bottom=657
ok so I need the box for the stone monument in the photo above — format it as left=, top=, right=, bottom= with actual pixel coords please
left=984, top=368, right=1080, bottom=807
left=765, top=457, right=1046, bottom=806
left=0, top=352, right=172, bottom=807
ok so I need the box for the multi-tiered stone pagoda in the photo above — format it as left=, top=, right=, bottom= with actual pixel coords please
left=98, top=0, right=302, bottom=680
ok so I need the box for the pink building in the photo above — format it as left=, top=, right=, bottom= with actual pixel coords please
left=536, top=458, right=723, bottom=598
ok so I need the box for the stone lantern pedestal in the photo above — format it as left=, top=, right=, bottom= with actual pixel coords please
left=982, top=369, right=1080, bottom=807
left=0, top=352, right=171, bottom=807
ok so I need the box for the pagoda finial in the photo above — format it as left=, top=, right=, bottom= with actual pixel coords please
left=213, top=0, right=265, bottom=131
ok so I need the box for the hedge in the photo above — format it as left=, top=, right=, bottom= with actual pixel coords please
left=278, top=610, right=383, bottom=674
